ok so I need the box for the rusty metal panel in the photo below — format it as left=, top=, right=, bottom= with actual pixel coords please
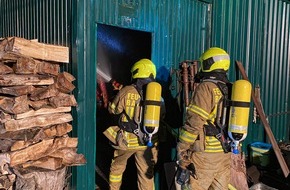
left=212, top=0, right=290, bottom=146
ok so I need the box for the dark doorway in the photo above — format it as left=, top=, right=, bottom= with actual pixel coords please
left=96, top=24, right=152, bottom=190
left=97, top=24, right=152, bottom=86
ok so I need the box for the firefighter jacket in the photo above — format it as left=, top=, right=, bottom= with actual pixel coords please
left=177, top=80, right=226, bottom=155
left=103, top=84, right=162, bottom=150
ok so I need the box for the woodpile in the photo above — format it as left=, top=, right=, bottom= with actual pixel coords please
left=0, top=37, right=86, bottom=189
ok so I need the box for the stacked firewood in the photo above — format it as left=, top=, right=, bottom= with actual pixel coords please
left=0, top=37, right=86, bottom=189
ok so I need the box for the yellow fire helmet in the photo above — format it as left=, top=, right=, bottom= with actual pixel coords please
left=200, top=47, right=230, bottom=72
left=131, top=58, right=156, bottom=79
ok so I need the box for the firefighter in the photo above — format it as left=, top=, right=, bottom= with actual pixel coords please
left=176, top=47, right=232, bottom=189
left=103, top=58, right=164, bottom=190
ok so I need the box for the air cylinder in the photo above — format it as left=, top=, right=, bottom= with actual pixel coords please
left=143, top=82, right=162, bottom=147
left=228, top=79, right=252, bottom=154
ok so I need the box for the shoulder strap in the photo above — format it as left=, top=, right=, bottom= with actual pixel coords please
left=203, top=79, right=232, bottom=153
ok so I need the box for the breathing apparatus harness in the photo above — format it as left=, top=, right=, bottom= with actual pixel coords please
left=199, top=72, right=232, bottom=153
left=118, top=77, right=157, bottom=145
left=176, top=72, right=232, bottom=186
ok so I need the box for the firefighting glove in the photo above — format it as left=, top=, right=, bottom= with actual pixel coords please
left=176, top=150, right=193, bottom=185
left=177, top=151, right=191, bottom=169
left=176, top=163, right=197, bottom=185
left=176, top=165, right=190, bottom=185
left=187, top=163, right=197, bottom=179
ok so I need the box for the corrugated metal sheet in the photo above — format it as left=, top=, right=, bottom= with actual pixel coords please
left=96, top=0, right=211, bottom=76
left=212, top=0, right=290, bottom=148
left=0, top=0, right=71, bottom=46
left=96, top=0, right=290, bottom=152
left=261, top=0, right=290, bottom=142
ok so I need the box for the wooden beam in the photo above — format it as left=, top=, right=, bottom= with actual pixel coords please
left=235, top=61, right=290, bottom=177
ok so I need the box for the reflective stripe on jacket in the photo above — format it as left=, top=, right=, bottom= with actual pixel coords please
left=178, top=81, right=224, bottom=153
left=104, top=85, right=158, bottom=149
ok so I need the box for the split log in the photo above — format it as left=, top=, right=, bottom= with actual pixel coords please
left=11, top=123, right=73, bottom=151
left=0, top=174, right=16, bottom=189
left=0, top=111, right=12, bottom=123
left=22, top=157, right=63, bottom=170
left=0, top=139, right=15, bottom=152
left=36, top=60, right=60, bottom=76
left=29, top=84, right=60, bottom=101
left=13, top=56, right=37, bottom=74
left=10, top=137, right=78, bottom=166
left=4, top=113, right=73, bottom=131
left=0, top=153, right=11, bottom=173
left=1, top=51, right=36, bottom=74
left=0, top=128, right=39, bottom=140
left=60, top=71, right=75, bottom=82
left=49, top=93, right=77, bottom=108
left=40, top=123, right=72, bottom=138
left=0, top=95, right=29, bottom=114
left=49, top=148, right=86, bottom=166
left=0, top=74, right=54, bottom=86
left=0, top=85, right=36, bottom=96
left=0, top=63, right=13, bottom=74
left=10, top=141, right=30, bottom=151
left=0, top=153, right=13, bottom=190
left=0, top=123, right=5, bottom=134
left=14, top=166, right=67, bottom=190
left=1, top=52, right=60, bottom=76
left=0, top=38, right=9, bottom=52
left=15, top=106, right=71, bottom=119
left=55, top=72, right=75, bottom=93
left=28, top=99, right=49, bottom=110
left=1, top=50, right=32, bottom=62
left=4, top=37, right=69, bottom=63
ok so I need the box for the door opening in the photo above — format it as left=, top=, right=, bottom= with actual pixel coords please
left=96, top=24, right=152, bottom=189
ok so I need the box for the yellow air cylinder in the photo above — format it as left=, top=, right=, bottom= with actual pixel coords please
left=228, top=79, right=252, bottom=154
left=143, top=82, right=162, bottom=147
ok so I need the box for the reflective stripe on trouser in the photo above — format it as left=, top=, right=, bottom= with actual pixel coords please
left=188, top=152, right=231, bottom=190
left=109, top=147, right=158, bottom=190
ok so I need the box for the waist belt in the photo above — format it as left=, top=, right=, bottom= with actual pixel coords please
left=204, top=124, right=231, bottom=153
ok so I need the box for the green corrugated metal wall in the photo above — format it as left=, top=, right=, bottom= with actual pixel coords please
left=1, top=0, right=290, bottom=189
left=0, top=0, right=71, bottom=45
left=97, top=0, right=210, bottom=74
left=96, top=0, right=290, bottom=151
left=211, top=0, right=290, bottom=148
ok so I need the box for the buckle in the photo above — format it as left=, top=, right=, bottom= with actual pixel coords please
left=133, top=129, right=139, bottom=135
left=215, top=133, right=222, bottom=140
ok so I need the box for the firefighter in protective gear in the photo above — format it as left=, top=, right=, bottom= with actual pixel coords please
left=176, top=47, right=232, bottom=190
left=103, top=58, right=164, bottom=190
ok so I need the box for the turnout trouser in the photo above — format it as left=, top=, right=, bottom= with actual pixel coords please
left=187, top=151, right=231, bottom=190
left=109, top=146, right=158, bottom=190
